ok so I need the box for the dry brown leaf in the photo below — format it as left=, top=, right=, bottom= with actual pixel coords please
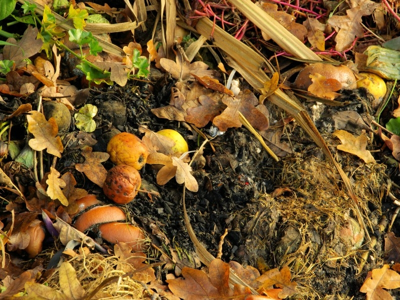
left=59, top=262, right=85, bottom=299
left=213, top=90, right=269, bottom=132
left=333, top=130, right=375, bottom=163
left=3, top=26, right=43, bottom=69
left=167, top=259, right=252, bottom=300
left=259, top=72, right=280, bottom=103
left=392, top=96, right=400, bottom=118
left=192, top=74, right=234, bottom=96
left=258, top=2, right=307, bottom=42
left=61, top=172, right=88, bottom=204
left=75, top=146, right=109, bottom=187
left=255, top=266, right=297, bottom=298
left=160, top=56, right=215, bottom=81
left=53, top=217, right=98, bottom=248
left=46, top=167, right=68, bottom=206
left=27, top=110, right=64, bottom=157
left=0, top=269, right=39, bottom=299
left=185, top=95, right=225, bottom=128
left=360, top=264, right=400, bottom=299
left=147, top=39, right=161, bottom=68
left=327, top=0, right=379, bottom=51
left=172, top=157, right=198, bottom=192
left=308, top=73, right=342, bottom=100
left=141, top=127, right=176, bottom=155
left=114, top=243, right=156, bottom=283
left=7, top=213, right=39, bottom=252
left=385, top=232, right=400, bottom=264
left=303, top=18, right=326, bottom=51
left=85, top=2, right=116, bottom=16
left=377, top=130, right=400, bottom=161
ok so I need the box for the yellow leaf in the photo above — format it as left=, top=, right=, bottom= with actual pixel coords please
left=46, top=167, right=68, bottom=206
left=27, top=111, right=63, bottom=157
left=333, top=130, right=375, bottom=163
left=59, top=262, right=85, bottom=299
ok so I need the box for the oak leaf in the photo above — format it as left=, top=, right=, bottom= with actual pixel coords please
left=192, top=74, right=234, bottom=96
left=172, top=156, right=198, bottom=192
left=114, top=243, right=156, bottom=283
left=160, top=56, right=216, bottom=81
left=385, top=232, right=400, bottom=264
left=255, top=266, right=297, bottom=298
left=213, top=90, right=269, bottom=132
left=27, top=110, right=64, bottom=157
left=308, top=73, right=342, bottom=100
left=46, top=167, right=68, bottom=206
left=259, top=2, right=307, bottom=42
left=75, top=146, right=109, bottom=187
left=304, top=18, right=326, bottom=51
left=333, top=130, right=375, bottom=163
left=167, top=259, right=251, bottom=300
left=360, top=264, right=400, bottom=299
left=185, top=95, right=225, bottom=128
left=327, top=0, right=379, bottom=51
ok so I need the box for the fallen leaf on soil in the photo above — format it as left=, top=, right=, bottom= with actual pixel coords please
left=260, top=129, right=293, bottom=157
left=167, top=259, right=252, bottom=299
left=385, top=232, right=400, bottom=263
left=114, top=243, right=156, bottom=283
left=75, top=146, right=109, bottom=187
left=303, top=18, right=326, bottom=51
left=259, top=72, right=280, bottom=103
left=192, top=74, right=234, bottom=96
left=0, top=268, right=41, bottom=299
left=172, top=156, right=198, bottom=192
left=160, top=56, right=215, bottom=81
left=258, top=2, right=307, bottom=42
left=59, top=261, right=85, bottom=299
left=2, top=103, right=32, bottom=121
left=141, top=127, right=176, bottom=155
left=377, top=130, right=400, bottom=161
left=254, top=266, right=297, bottom=298
left=185, top=95, right=225, bottom=127
left=360, top=264, right=400, bottom=299
left=308, top=73, right=342, bottom=100
left=147, top=39, right=161, bottom=68
left=332, top=130, right=375, bottom=163
left=46, top=167, right=68, bottom=206
left=392, top=96, right=400, bottom=118
left=327, top=0, right=379, bottom=51
left=3, top=26, right=43, bottom=69
left=7, top=212, right=39, bottom=252
left=213, top=90, right=269, bottom=132
left=27, top=110, right=64, bottom=157
left=53, top=217, right=98, bottom=249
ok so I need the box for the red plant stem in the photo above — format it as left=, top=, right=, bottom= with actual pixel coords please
left=382, top=0, right=400, bottom=23
left=234, top=19, right=249, bottom=40
left=269, top=0, right=324, bottom=16
left=325, top=31, right=336, bottom=41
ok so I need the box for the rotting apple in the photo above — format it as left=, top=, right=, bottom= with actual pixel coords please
left=294, top=63, right=357, bottom=90
left=74, top=206, right=126, bottom=232
left=107, top=132, right=149, bottom=170
left=157, top=129, right=189, bottom=155
left=103, top=165, right=142, bottom=204
left=71, top=194, right=102, bottom=216
left=25, top=221, right=45, bottom=258
left=357, top=73, right=387, bottom=108
left=98, top=222, right=146, bottom=252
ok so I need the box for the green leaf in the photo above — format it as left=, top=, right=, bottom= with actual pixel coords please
left=386, top=118, right=400, bottom=135
left=86, top=14, right=109, bottom=24
left=0, top=0, right=17, bottom=21
left=11, top=14, right=36, bottom=25
left=132, top=48, right=149, bottom=77
left=76, top=61, right=111, bottom=84
left=74, top=104, right=98, bottom=132
left=39, top=5, right=65, bottom=56
left=0, top=41, right=18, bottom=46
left=0, top=60, right=14, bottom=75
left=68, top=5, right=88, bottom=30
left=88, top=39, right=102, bottom=55
left=21, top=1, right=36, bottom=14
left=68, top=28, right=93, bottom=46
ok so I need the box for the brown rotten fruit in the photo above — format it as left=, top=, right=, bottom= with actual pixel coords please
left=107, top=132, right=149, bottom=170
left=74, top=206, right=126, bottom=232
left=99, top=222, right=145, bottom=251
left=103, top=165, right=142, bottom=204
left=294, top=63, right=357, bottom=90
